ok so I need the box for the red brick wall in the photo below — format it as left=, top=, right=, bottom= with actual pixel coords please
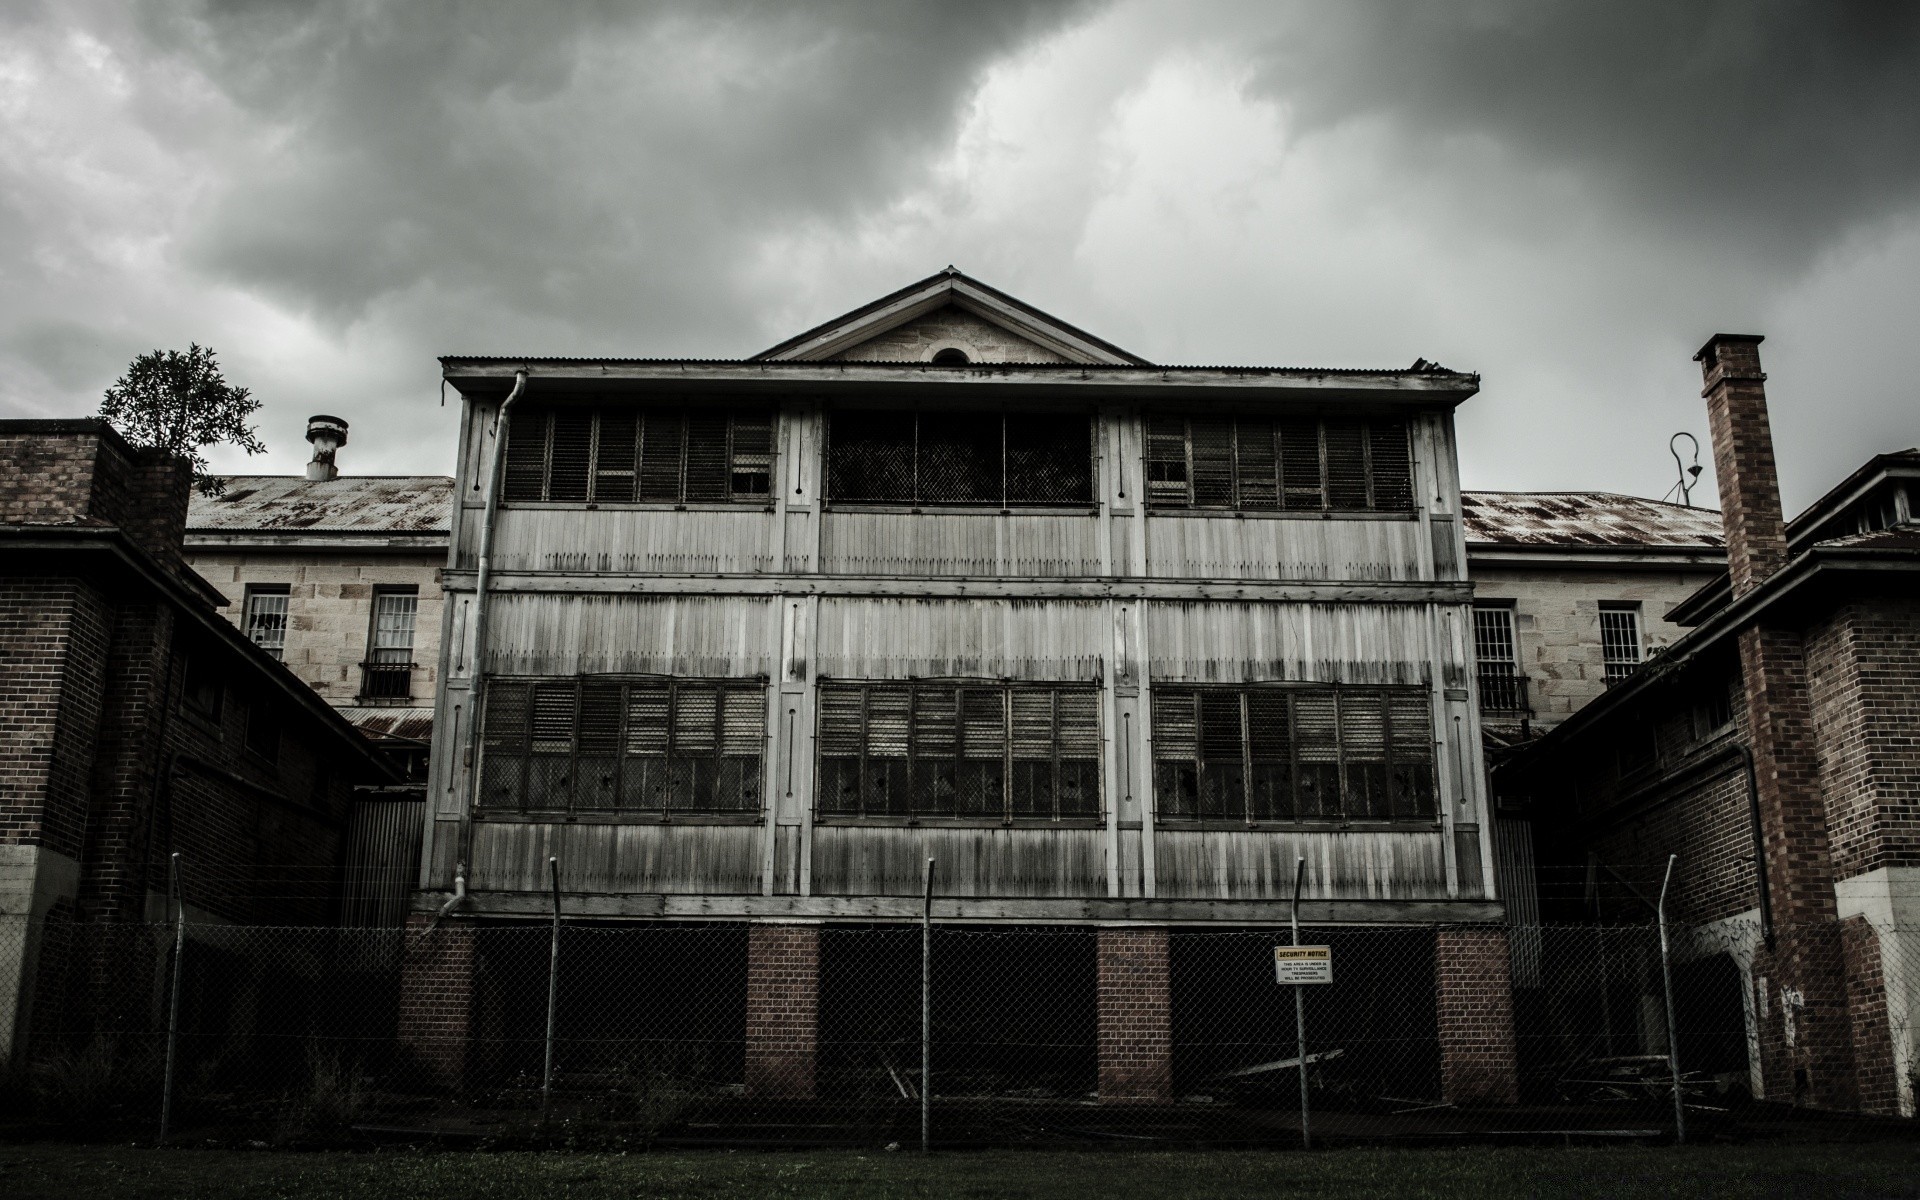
left=0, top=579, right=110, bottom=857
left=1839, top=915, right=1901, bottom=1116
left=0, top=432, right=104, bottom=527
left=1809, top=599, right=1920, bottom=880
left=1436, top=927, right=1519, bottom=1105
left=1097, top=927, right=1171, bottom=1103
left=1698, top=335, right=1788, bottom=598
left=397, top=914, right=476, bottom=1091
left=745, top=923, right=819, bottom=1098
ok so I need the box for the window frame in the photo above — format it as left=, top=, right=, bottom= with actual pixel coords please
left=242, top=584, right=290, bottom=661
left=1471, top=604, right=1530, bottom=716
left=1150, top=684, right=1439, bottom=827
left=178, top=651, right=224, bottom=727
left=1599, top=603, right=1644, bottom=685
left=1143, top=414, right=1416, bottom=515
left=823, top=410, right=1097, bottom=511
left=502, top=404, right=775, bottom=507
left=478, top=675, right=768, bottom=819
left=243, top=696, right=281, bottom=766
left=814, top=680, right=1104, bottom=825
left=359, top=586, right=421, bottom=703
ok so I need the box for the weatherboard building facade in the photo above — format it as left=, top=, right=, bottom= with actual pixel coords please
left=410, top=270, right=1511, bottom=1101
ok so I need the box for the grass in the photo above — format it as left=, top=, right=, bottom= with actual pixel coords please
left=2, top=1143, right=1919, bottom=1199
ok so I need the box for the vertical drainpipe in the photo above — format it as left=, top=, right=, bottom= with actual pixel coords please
left=455, top=369, right=528, bottom=883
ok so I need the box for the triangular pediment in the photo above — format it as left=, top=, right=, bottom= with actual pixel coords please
left=753, top=268, right=1150, bottom=366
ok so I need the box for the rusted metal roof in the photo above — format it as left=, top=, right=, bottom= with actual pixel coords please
left=187, top=476, right=452, bottom=534
left=1461, top=491, right=1725, bottom=550
left=339, top=706, right=436, bottom=744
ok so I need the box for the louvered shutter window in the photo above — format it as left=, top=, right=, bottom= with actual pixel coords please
left=503, top=408, right=550, bottom=502
left=481, top=682, right=531, bottom=807
left=1279, top=420, right=1324, bottom=511
left=501, top=407, right=773, bottom=504
left=1323, top=421, right=1370, bottom=510
left=729, top=413, right=774, bottom=500
left=684, top=413, right=731, bottom=502
left=819, top=683, right=1097, bottom=821
left=548, top=411, right=594, bottom=503
left=1144, top=416, right=1415, bottom=513
left=1150, top=685, right=1434, bottom=824
left=1368, top=421, right=1413, bottom=510
left=1145, top=418, right=1191, bottom=507
left=1234, top=421, right=1280, bottom=510
left=477, top=678, right=766, bottom=815
left=1188, top=418, right=1235, bottom=508
left=637, top=412, right=684, bottom=501
left=594, top=413, right=638, bottom=503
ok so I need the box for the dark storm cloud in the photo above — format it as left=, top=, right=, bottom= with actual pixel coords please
left=133, top=0, right=1095, bottom=351
left=1249, top=0, right=1920, bottom=268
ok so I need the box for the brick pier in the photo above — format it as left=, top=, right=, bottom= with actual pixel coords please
left=1436, top=926, right=1520, bottom=1105
left=1096, top=926, right=1172, bottom=1103
left=745, top=923, right=820, bottom=1098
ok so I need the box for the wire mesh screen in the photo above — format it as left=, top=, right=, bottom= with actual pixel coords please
left=6, top=914, right=1919, bottom=1148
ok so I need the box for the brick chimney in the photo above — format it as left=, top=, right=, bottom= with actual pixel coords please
left=1695, top=334, right=1788, bottom=597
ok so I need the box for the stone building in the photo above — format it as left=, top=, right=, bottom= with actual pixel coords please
left=1502, top=335, right=1920, bottom=1116
left=184, top=417, right=451, bottom=783
left=412, top=268, right=1511, bottom=1104
left=0, top=419, right=391, bottom=1064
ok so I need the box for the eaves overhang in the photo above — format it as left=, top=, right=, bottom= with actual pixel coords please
left=438, top=359, right=1481, bottom=410
left=1466, top=544, right=1727, bottom=571
left=0, top=526, right=399, bottom=783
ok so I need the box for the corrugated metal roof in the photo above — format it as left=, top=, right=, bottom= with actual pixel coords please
left=339, top=706, right=436, bottom=744
left=1461, top=491, right=1725, bottom=550
left=187, top=476, right=453, bottom=533
left=436, top=355, right=1476, bottom=378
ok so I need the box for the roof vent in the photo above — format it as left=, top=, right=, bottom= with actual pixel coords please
left=306, top=414, right=349, bottom=482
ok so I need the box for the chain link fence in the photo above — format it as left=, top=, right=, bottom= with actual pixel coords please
left=2, top=912, right=1916, bottom=1148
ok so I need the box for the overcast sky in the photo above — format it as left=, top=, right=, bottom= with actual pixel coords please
left=5, top=1, right=1918, bottom=512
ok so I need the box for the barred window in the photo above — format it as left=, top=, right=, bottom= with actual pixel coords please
left=243, top=586, right=289, bottom=660
left=817, top=682, right=1101, bottom=820
left=1599, top=604, right=1643, bottom=684
left=826, top=412, right=1093, bottom=507
left=480, top=678, right=765, bottom=814
left=1151, top=686, right=1435, bottom=823
left=1472, top=606, right=1529, bottom=715
left=1144, top=416, right=1414, bottom=512
left=503, top=406, right=773, bottom=504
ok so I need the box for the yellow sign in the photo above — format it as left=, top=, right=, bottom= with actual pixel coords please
left=1274, top=945, right=1333, bottom=985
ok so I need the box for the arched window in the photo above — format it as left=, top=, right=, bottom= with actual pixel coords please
left=931, top=347, right=970, bottom=365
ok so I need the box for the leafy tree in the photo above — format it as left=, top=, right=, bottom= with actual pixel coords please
left=98, top=344, right=265, bottom=497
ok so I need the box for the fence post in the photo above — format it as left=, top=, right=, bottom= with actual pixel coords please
left=158, top=853, right=184, bottom=1147
left=1291, top=856, right=1310, bottom=1151
left=922, top=856, right=934, bottom=1154
left=541, top=855, right=561, bottom=1130
left=1656, top=854, right=1686, bottom=1145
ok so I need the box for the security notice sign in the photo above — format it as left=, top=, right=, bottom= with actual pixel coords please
left=1274, top=945, right=1333, bottom=985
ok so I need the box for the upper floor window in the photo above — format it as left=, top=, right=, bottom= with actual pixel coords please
left=1599, top=604, right=1643, bottom=685
left=481, top=677, right=765, bottom=814
left=504, top=405, right=773, bottom=505
left=361, top=587, right=419, bottom=702
left=1144, top=416, right=1414, bottom=513
left=1151, top=685, right=1436, bottom=823
left=826, top=412, right=1093, bottom=507
left=1472, top=605, right=1529, bottom=715
left=817, top=681, right=1100, bottom=821
left=243, top=585, right=290, bottom=661
left=180, top=652, right=223, bottom=723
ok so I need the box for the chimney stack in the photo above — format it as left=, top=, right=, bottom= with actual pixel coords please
left=305, top=414, right=349, bottom=482
left=1695, top=334, right=1787, bottom=598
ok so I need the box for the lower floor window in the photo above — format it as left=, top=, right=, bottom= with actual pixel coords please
left=1151, top=686, right=1436, bottom=823
left=818, top=682, right=1101, bottom=820
left=481, top=677, right=764, bottom=813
